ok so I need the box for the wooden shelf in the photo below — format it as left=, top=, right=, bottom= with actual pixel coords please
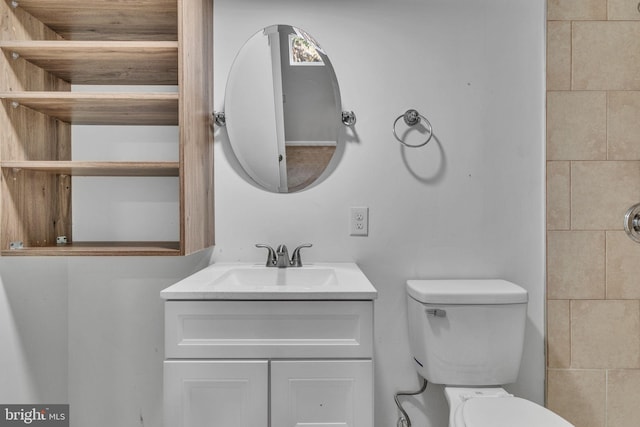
left=13, top=0, right=178, bottom=41
left=2, top=241, right=181, bottom=256
left=0, top=41, right=178, bottom=84
left=1, top=161, right=180, bottom=177
left=1, top=0, right=214, bottom=256
left=0, top=92, right=179, bottom=125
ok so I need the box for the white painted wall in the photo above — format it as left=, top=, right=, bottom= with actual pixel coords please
left=0, top=258, right=68, bottom=404
left=65, top=255, right=210, bottom=427
left=0, top=1, right=544, bottom=426
left=213, top=1, right=545, bottom=427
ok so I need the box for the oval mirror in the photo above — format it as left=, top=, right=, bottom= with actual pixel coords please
left=224, top=25, right=343, bottom=193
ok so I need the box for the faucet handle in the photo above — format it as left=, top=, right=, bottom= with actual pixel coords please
left=290, top=243, right=313, bottom=267
left=255, top=244, right=277, bottom=267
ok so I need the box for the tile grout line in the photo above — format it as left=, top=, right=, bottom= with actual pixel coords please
left=605, top=91, right=609, bottom=161
left=569, top=161, right=572, bottom=231
left=568, top=298, right=573, bottom=370
left=569, top=20, right=573, bottom=91
left=604, top=230, right=608, bottom=300
left=605, top=369, right=608, bottom=427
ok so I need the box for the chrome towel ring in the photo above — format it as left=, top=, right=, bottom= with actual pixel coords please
left=393, top=109, right=433, bottom=148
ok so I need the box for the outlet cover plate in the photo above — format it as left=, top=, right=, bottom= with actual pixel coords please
left=350, top=207, right=369, bottom=236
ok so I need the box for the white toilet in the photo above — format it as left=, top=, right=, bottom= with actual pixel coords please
left=406, top=279, right=573, bottom=427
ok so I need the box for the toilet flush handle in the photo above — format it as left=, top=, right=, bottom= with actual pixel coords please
left=426, top=308, right=446, bottom=318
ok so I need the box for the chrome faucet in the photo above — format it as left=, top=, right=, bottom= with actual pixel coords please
left=256, top=243, right=312, bottom=267
left=275, top=244, right=290, bottom=268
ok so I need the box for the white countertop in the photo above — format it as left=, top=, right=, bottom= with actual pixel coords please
left=160, top=262, right=378, bottom=300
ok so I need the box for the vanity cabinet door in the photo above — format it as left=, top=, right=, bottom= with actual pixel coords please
left=164, top=360, right=268, bottom=427
left=271, top=360, right=373, bottom=427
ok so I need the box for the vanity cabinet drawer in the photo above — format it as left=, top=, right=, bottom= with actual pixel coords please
left=165, top=300, right=373, bottom=359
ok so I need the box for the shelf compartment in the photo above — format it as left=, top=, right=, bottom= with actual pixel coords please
left=0, top=41, right=179, bottom=85
left=13, top=0, right=178, bottom=41
left=2, top=241, right=181, bottom=256
left=1, top=161, right=180, bottom=177
left=1, top=0, right=214, bottom=257
left=0, top=92, right=178, bottom=125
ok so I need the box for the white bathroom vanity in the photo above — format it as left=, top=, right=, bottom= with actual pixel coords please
left=161, top=262, right=377, bottom=427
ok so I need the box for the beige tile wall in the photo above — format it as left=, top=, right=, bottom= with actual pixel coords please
left=546, top=2, right=640, bottom=426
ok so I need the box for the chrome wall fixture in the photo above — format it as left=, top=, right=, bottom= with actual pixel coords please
left=341, top=111, right=357, bottom=126
left=625, top=203, right=640, bottom=243
left=393, top=109, right=433, bottom=148
left=212, top=110, right=356, bottom=127
left=213, top=111, right=226, bottom=127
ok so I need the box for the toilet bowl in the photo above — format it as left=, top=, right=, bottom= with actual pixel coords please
left=444, top=387, right=572, bottom=427
left=406, top=279, right=573, bottom=427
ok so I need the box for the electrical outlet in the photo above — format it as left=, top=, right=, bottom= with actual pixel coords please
left=350, top=207, right=369, bottom=236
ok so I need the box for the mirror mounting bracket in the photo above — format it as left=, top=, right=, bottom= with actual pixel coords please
left=213, top=111, right=226, bottom=127
left=220, top=109, right=355, bottom=128
left=342, top=111, right=356, bottom=127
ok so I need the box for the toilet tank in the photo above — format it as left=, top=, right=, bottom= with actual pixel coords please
left=406, top=279, right=528, bottom=386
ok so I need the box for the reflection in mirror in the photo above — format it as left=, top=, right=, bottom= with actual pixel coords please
left=224, top=25, right=342, bottom=193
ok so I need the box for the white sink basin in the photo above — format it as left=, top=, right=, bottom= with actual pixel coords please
left=213, top=267, right=338, bottom=290
left=161, top=263, right=377, bottom=300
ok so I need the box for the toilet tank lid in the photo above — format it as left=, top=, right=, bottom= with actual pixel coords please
left=406, top=279, right=528, bottom=305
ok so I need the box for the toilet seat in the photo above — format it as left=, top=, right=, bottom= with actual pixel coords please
left=453, top=395, right=572, bottom=427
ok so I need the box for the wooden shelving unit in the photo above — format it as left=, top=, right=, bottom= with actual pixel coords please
left=6, top=242, right=182, bottom=257
left=1, top=161, right=180, bottom=176
left=0, top=92, right=179, bottom=125
left=0, top=0, right=214, bottom=256
left=14, top=0, right=179, bottom=41
left=0, top=41, right=179, bottom=84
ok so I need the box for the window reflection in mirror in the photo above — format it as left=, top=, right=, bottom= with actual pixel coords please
left=289, top=32, right=324, bottom=66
